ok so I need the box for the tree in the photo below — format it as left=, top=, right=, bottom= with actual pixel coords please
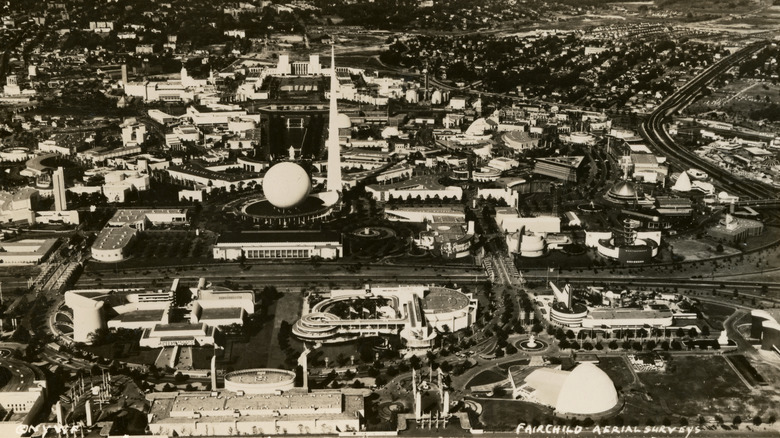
left=733, top=416, right=742, bottom=427
left=752, top=416, right=762, bottom=426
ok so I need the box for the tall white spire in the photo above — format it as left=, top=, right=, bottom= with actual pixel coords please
left=326, top=44, right=342, bottom=193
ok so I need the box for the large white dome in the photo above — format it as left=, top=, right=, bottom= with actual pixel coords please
left=555, top=363, right=619, bottom=415
left=262, top=162, right=311, bottom=209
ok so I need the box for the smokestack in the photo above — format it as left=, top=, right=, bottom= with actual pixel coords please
left=121, top=64, right=128, bottom=86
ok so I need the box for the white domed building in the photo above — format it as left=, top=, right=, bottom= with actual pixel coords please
left=262, top=162, right=311, bottom=209
left=239, top=161, right=337, bottom=226
left=604, top=180, right=639, bottom=204
left=511, top=362, right=620, bottom=418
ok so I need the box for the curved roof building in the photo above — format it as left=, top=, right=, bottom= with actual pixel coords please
left=513, top=363, right=619, bottom=417
left=608, top=180, right=638, bottom=201
left=555, top=363, right=619, bottom=415
left=520, top=234, right=546, bottom=257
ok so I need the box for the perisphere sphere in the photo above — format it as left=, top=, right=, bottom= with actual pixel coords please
left=262, top=162, right=311, bottom=209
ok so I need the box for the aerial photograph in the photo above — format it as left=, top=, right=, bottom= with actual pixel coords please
left=0, top=0, right=779, bottom=437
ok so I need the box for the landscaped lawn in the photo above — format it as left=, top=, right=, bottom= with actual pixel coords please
left=466, top=370, right=507, bottom=389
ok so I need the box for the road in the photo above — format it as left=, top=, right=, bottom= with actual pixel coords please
left=638, top=40, right=778, bottom=201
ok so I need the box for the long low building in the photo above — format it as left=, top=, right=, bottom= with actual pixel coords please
left=365, top=176, right=463, bottom=202
left=213, top=231, right=343, bottom=260
left=0, top=238, right=58, bottom=265
left=147, top=387, right=363, bottom=436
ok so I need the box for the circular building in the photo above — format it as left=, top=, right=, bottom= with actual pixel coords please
left=556, top=363, right=619, bottom=416
left=605, top=180, right=638, bottom=204
left=550, top=302, right=589, bottom=327
left=520, top=234, right=546, bottom=258
left=241, top=162, right=337, bottom=226
left=223, top=368, right=296, bottom=394
left=422, top=287, right=478, bottom=332
left=262, top=162, right=311, bottom=209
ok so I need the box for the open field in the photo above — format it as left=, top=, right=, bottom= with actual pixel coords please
left=599, top=356, right=637, bottom=391
left=635, top=355, right=775, bottom=420
left=470, top=398, right=552, bottom=430
left=699, top=302, right=735, bottom=330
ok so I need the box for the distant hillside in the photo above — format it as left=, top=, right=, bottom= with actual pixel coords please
left=654, top=0, right=761, bottom=11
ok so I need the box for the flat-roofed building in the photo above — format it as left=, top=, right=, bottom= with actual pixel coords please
left=495, top=207, right=561, bottom=234
left=533, top=156, right=584, bottom=183
left=147, top=388, right=364, bottom=436
left=213, top=231, right=342, bottom=260
left=365, top=176, right=463, bottom=202
left=139, top=322, right=216, bottom=348
left=655, top=196, right=692, bottom=216
left=91, top=225, right=137, bottom=262
left=707, top=214, right=763, bottom=243
left=0, top=238, right=58, bottom=264
left=108, top=208, right=188, bottom=230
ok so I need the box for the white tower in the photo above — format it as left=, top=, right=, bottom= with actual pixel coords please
left=210, top=354, right=217, bottom=390
left=326, top=45, right=342, bottom=193
left=85, top=400, right=93, bottom=426
left=53, top=167, right=67, bottom=211
left=298, top=345, right=310, bottom=390
left=55, top=401, right=63, bottom=426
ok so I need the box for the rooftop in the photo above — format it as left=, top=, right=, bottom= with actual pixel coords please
left=92, top=225, right=136, bottom=251
left=216, top=230, right=341, bottom=244
left=113, top=309, right=166, bottom=323
left=423, top=288, right=471, bottom=313
left=109, top=208, right=187, bottom=225
left=199, top=307, right=244, bottom=320
left=588, top=307, right=673, bottom=320
left=149, top=389, right=363, bottom=421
